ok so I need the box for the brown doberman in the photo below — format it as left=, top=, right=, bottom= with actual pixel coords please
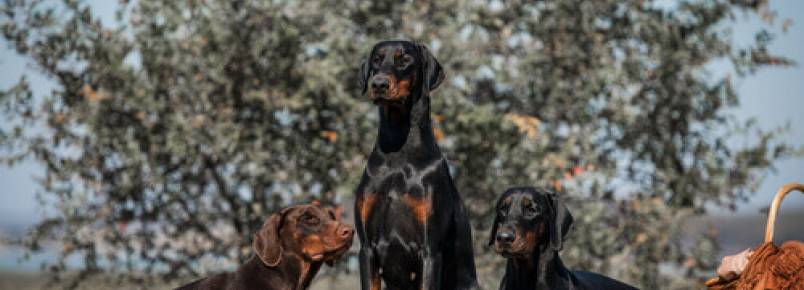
left=175, top=203, right=354, bottom=290
left=354, top=40, right=480, bottom=290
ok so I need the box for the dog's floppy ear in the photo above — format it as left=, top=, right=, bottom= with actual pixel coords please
left=417, top=43, right=445, bottom=92
left=253, top=209, right=287, bottom=267
left=488, top=195, right=504, bottom=247
left=357, top=51, right=372, bottom=95
left=488, top=211, right=501, bottom=247
left=547, top=193, right=574, bottom=251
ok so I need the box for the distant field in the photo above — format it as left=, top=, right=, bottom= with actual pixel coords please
left=686, top=211, right=804, bottom=256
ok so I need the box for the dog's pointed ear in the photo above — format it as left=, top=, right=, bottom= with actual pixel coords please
left=253, top=210, right=286, bottom=267
left=417, top=43, right=445, bottom=92
left=358, top=52, right=371, bottom=95
left=548, top=193, right=573, bottom=251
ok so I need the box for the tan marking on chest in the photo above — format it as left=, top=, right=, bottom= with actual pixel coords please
left=357, top=193, right=379, bottom=222
left=401, top=194, right=431, bottom=225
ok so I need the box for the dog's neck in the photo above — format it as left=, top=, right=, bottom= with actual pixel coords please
left=374, top=90, right=439, bottom=157
left=503, top=245, right=573, bottom=290
left=243, top=254, right=323, bottom=290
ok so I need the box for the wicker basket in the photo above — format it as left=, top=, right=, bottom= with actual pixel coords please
left=704, top=183, right=804, bottom=290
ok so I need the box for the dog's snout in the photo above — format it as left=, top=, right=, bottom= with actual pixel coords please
left=371, top=76, right=390, bottom=91
left=496, top=230, right=515, bottom=244
left=338, top=225, right=354, bottom=238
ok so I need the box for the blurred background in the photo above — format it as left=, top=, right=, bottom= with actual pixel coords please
left=0, top=0, right=802, bottom=289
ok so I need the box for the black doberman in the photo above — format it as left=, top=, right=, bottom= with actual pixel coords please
left=490, top=187, right=638, bottom=290
left=354, top=40, right=479, bottom=290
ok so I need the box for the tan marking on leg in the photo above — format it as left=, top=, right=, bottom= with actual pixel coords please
left=370, top=270, right=381, bottom=290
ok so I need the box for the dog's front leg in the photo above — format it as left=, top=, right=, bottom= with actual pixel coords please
left=359, top=247, right=381, bottom=290
left=421, top=250, right=443, bottom=290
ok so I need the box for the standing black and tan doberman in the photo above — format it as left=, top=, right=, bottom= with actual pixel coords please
left=354, top=40, right=479, bottom=290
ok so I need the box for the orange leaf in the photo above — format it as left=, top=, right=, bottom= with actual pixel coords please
left=82, top=84, right=102, bottom=102
left=433, top=126, right=445, bottom=141
left=320, top=130, right=337, bottom=142
left=552, top=179, right=562, bottom=191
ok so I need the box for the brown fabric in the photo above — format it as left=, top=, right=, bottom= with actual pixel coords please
left=707, top=241, right=803, bottom=290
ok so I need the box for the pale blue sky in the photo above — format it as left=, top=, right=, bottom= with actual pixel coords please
left=0, top=0, right=802, bottom=249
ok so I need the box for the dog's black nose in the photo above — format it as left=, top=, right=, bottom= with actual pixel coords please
left=371, top=76, right=389, bottom=91
left=496, top=231, right=515, bottom=243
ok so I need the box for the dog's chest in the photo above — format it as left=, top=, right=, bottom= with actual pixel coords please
left=355, top=156, right=452, bottom=243
left=356, top=163, right=448, bottom=236
left=358, top=189, right=432, bottom=235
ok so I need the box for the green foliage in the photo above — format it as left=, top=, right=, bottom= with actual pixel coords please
left=0, top=0, right=793, bottom=289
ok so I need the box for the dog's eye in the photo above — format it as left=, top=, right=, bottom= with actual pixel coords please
left=303, top=214, right=320, bottom=225
left=523, top=205, right=536, bottom=215
left=399, top=55, right=413, bottom=68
